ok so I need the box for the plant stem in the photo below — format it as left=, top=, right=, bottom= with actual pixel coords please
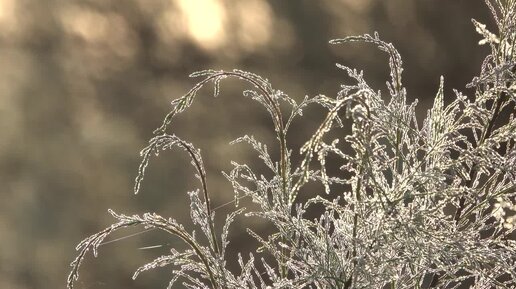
left=454, top=81, right=507, bottom=224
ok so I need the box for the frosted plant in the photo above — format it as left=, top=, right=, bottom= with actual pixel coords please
left=68, top=1, right=516, bottom=288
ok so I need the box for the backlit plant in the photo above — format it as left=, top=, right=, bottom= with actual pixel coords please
left=68, top=1, right=516, bottom=288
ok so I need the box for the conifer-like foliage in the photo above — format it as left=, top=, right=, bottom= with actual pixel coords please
left=68, top=1, right=516, bottom=288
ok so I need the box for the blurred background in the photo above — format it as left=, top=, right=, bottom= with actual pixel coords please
left=0, top=0, right=495, bottom=288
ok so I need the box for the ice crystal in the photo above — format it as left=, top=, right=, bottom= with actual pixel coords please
left=69, top=1, right=516, bottom=288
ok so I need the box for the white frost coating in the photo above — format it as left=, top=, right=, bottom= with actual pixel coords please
left=69, top=1, right=516, bottom=288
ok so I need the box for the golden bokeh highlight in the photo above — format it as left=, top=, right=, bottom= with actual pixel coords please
left=177, top=0, right=228, bottom=50
left=0, top=0, right=18, bottom=37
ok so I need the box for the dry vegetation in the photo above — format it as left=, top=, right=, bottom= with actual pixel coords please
left=69, top=1, right=516, bottom=288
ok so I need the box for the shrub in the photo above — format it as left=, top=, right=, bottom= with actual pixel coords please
left=68, top=1, right=516, bottom=288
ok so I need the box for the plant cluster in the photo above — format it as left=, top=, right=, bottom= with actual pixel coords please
left=68, top=1, right=516, bottom=288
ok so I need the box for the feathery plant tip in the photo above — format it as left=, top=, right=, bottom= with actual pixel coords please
left=69, top=1, right=516, bottom=288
